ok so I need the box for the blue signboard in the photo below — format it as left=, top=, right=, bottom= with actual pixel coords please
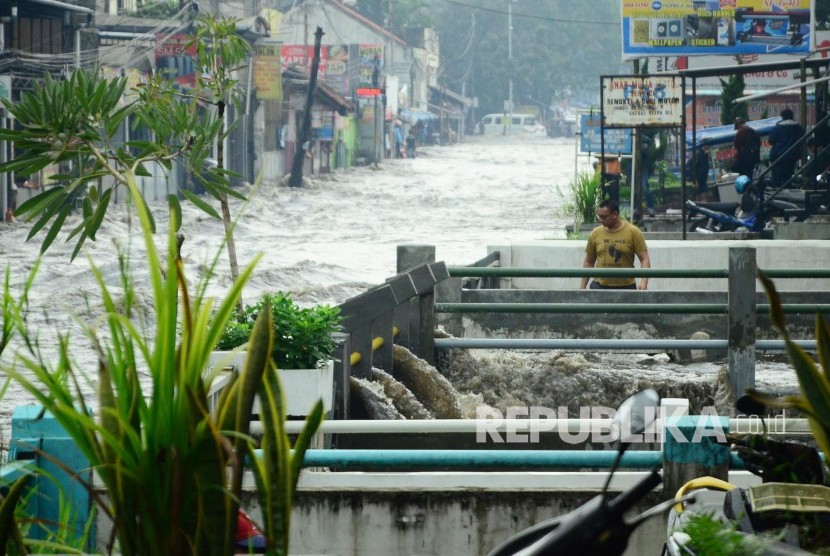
left=578, top=113, right=633, bottom=155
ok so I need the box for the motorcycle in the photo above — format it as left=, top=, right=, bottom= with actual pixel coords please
left=687, top=170, right=830, bottom=233
left=663, top=394, right=829, bottom=555
left=686, top=175, right=806, bottom=233
left=488, top=390, right=690, bottom=556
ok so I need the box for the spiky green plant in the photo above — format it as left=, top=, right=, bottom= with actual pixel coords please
left=750, top=273, right=830, bottom=467
left=2, top=180, right=321, bottom=554
left=558, top=171, right=602, bottom=226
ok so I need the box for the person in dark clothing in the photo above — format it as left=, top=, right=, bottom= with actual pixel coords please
left=406, top=128, right=417, bottom=158
left=733, top=117, right=761, bottom=179
left=690, top=145, right=711, bottom=201
left=769, top=108, right=805, bottom=188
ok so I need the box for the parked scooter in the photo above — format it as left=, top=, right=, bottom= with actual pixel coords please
left=488, top=390, right=689, bottom=556
left=686, top=175, right=805, bottom=233
left=663, top=394, right=828, bottom=555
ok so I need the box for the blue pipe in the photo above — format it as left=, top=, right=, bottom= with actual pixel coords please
left=248, top=449, right=758, bottom=470
left=278, top=449, right=664, bottom=468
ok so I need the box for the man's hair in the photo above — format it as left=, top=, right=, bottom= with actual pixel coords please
left=781, top=108, right=794, bottom=120
left=599, top=198, right=619, bottom=213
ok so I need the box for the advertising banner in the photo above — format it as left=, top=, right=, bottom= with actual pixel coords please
left=602, top=75, right=683, bottom=127
left=356, top=44, right=384, bottom=88
left=621, top=0, right=812, bottom=57
left=254, top=44, right=281, bottom=101
left=155, top=34, right=196, bottom=90
left=280, top=44, right=349, bottom=96
left=578, top=112, right=634, bottom=155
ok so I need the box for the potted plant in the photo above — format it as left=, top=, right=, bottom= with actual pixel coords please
left=558, top=171, right=602, bottom=234
left=211, top=292, right=342, bottom=417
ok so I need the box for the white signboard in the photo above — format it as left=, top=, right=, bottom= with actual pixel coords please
left=602, top=75, right=683, bottom=127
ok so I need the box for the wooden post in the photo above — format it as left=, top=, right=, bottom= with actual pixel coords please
left=728, top=246, right=756, bottom=400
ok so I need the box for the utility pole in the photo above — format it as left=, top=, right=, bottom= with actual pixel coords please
left=508, top=0, right=513, bottom=135
left=289, top=27, right=324, bottom=188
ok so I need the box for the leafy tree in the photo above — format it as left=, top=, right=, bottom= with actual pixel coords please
left=430, top=0, right=625, bottom=117
left=187, top=15, right=252, bottom=298
left=720, top=73, right=747, bottom=126
left=0, top=15, right=248, bottom=296
left=818, top=0, right=830, bottom=29
left=356, top=0, right=433, bottom=36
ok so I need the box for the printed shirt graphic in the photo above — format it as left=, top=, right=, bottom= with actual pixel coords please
left=586, top=222, right=647, bottom=287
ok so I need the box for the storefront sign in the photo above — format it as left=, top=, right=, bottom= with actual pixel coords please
left=602, top=75, right=683, bottom=127
left=578, top=112, right=633, bottom=154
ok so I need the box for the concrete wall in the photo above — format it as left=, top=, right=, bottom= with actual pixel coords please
left=488, top=240, right=830, bottom=291
left=233, top=470, right=759, bottom=555
left=239, top=473, right=674, bottom=556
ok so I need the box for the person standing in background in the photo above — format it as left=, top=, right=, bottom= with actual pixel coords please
left=732, top=117, right=761, bottom=179
left=690, top=144, right=711, bottom=201
left=406, top=128, right=417, bottom=159
left=769, top=108, right=805, bottom=188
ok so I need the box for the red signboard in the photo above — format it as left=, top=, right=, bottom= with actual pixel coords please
left=356, top=87, right=382, bottom=97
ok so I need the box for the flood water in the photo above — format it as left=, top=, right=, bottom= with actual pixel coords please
left=0, top=130, right=799, bottom=444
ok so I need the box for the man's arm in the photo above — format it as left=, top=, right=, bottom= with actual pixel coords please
left=580, top=253, right=596, bottom=289
left=636, top=250, right=651, bottom=290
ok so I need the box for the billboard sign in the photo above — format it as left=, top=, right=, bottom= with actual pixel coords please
left=602, top=75, right=683, bottom=127
left=622, top=0, right=812, bottom=58
left=578, top=112, right=634, bottom=155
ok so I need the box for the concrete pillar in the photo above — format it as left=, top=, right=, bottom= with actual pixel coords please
left=331, top=332, right=351, bottom=420
left=397, top=244, right=435, bottom=273
left=397, top=246, right=437, bottom=363
left=727, top=246, right=756, bottom=401
left=435, top=276, right=463, bottom=337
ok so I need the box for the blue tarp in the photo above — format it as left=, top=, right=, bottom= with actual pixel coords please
left=400, top=109, right=439, bottom=124
left=685, top=116, right=781, bottom=149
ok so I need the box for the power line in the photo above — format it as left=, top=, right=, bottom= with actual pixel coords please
left=434, top=0, right=617, bottom=26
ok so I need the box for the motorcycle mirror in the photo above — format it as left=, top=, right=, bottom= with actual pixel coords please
left=613, top=389, right=660, bottom=443
left=735, top=394, right=766, bottom=417
left=735, top=393, right=767, bottom=434
left=602, top=389, right=660, bottom=497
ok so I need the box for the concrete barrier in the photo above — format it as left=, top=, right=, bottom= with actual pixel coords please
left=487, top=239, right=830, bottom=291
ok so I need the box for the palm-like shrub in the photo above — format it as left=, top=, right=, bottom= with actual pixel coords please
left=559, top=171, right=601, bottom=227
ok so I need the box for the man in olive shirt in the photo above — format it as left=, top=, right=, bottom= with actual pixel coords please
left=580, top=199, right=651, bottom=290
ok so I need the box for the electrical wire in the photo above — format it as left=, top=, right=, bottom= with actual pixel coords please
left=435, top=0, right=617, bottom=26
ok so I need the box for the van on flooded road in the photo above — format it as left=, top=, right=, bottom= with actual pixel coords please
left=477, top=113, right=539, bottom=135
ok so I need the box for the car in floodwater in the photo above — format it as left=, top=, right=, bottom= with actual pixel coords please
left=546, top=109, right=577, bottom=138
left=477, top=113, right=540, bottom=135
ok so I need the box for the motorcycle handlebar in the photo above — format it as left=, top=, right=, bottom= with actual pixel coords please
left=607, top=469, right=663, bottom=516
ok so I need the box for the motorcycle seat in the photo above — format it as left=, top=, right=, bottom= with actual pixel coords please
left=690, top=201, right=740, bottom=213
left=768, top=189, right=806, bottom=204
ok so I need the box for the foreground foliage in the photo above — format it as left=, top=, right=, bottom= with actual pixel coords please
left=1, top=183, right=322, bottom=554
left=217, top=292, right=341, bottom=369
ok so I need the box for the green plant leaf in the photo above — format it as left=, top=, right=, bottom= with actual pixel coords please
left=0, top=474, right=31, bottom=554
left=180, top=189, right=222, bottom=220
